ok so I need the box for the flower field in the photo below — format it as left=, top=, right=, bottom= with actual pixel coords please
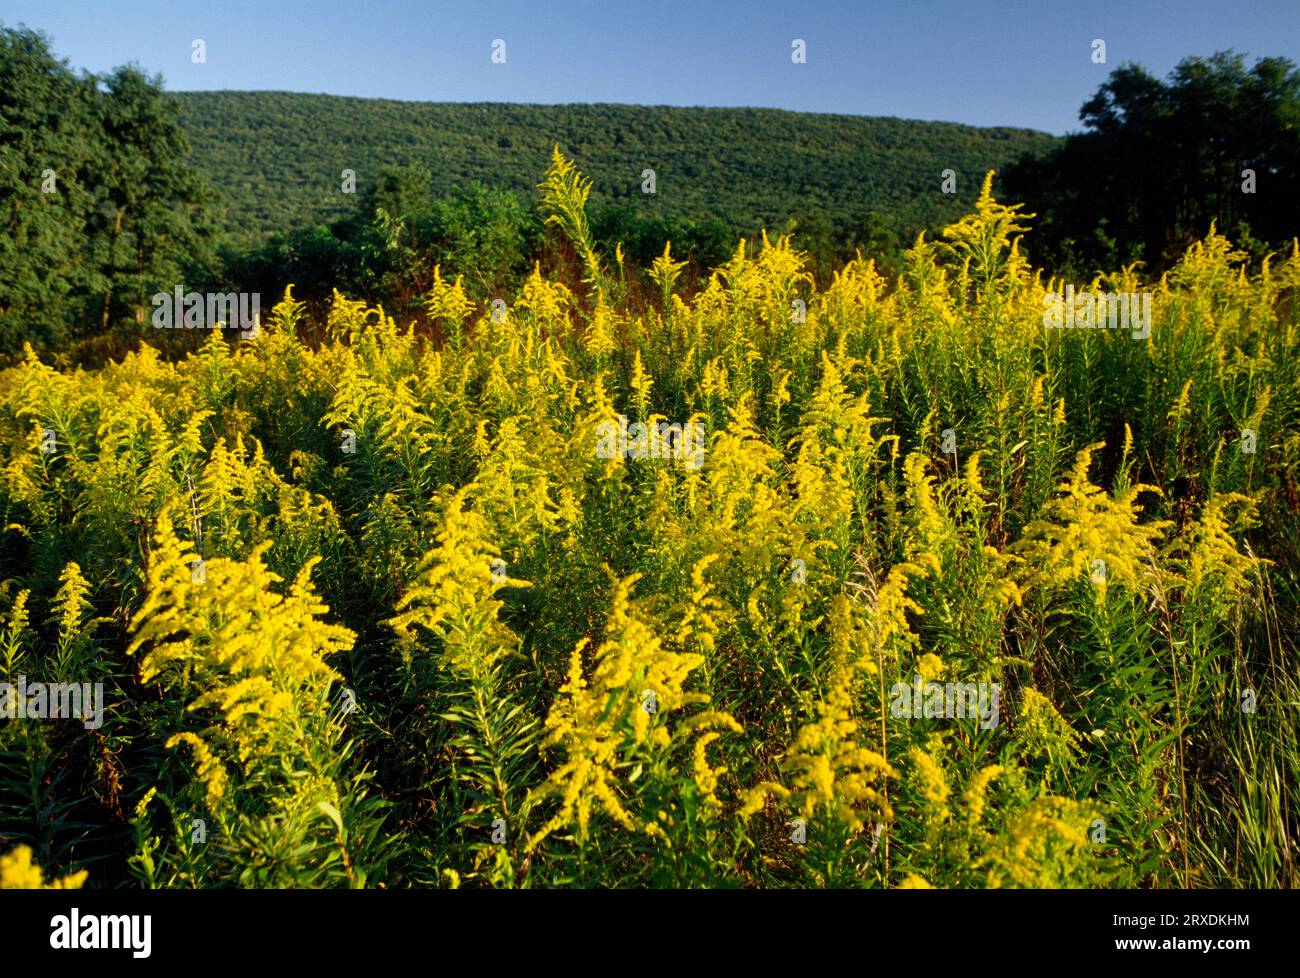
left=1, top=153, right=1296, bottom=889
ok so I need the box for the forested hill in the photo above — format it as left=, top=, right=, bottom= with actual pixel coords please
left=171, top=91, right=1058, bottom=247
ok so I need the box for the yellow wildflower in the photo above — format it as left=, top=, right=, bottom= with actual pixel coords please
left=0, top=845, right=87, bottom=890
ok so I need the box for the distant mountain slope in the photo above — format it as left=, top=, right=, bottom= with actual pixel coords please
left=172, top=91, right=1058, bottom=248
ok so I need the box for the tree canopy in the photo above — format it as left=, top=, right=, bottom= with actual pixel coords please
left=0, top=26, right=212, bottom=352
left=1005, top=52, right=1300, bottom=276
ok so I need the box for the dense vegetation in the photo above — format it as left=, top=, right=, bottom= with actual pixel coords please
left=174, top=90, right=1056, bottom=251
left=178, top=93, right=1060, bottom=327
left=1006, top=51, right=1300, bottom=277
left=7, top=25, right=1299, bottom=363
left=2, top=152, right=1296, bottom=889
left=0, top=27, right=212, bottom=352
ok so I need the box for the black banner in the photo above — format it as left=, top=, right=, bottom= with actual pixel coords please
left=0, top=887, right=1278, bottom=966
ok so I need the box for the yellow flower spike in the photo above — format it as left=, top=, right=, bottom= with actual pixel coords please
left=964, top=765, right=1004, bottom=825
left=388, top=483, right=531, bottom=676
left=1163, top=492, right=1269, bottom=600
left=1013, top=441, right=1172, bottom=596
left=423, top=265, right=474, bottom=331
left=128, top=510, right=353, bottom=811
left=166, top=732, right=229, bottom=812
left=909, top=746, right=951, bottom=820
left=650, top=241, right=688, bottom=300
left=526, top=573, right=737, bottom=851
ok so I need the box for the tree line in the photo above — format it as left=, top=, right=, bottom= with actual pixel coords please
left=1004, top=50, right=1300, bottom=276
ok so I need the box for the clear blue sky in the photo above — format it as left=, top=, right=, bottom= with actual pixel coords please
left=5, top=0, right=1299, bottom=134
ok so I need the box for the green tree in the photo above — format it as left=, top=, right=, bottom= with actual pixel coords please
left=432, top=183, right=534, bottom=298
left=1006, top=52, right=1300, bottom=276
left=89, top=65, right=214, bottom=337
left=0, top=27, right=213, bottom=353
left=0, top=26, right=96, bottom=349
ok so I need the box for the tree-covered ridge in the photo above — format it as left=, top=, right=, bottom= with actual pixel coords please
left=173, top=91, right=1058, bottom=249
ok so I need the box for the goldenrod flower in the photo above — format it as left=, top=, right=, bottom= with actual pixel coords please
left=526, top=573, right=736, bottom=851
left=897, top=873, right=935, bottom=889
left=0, top=846, right=87, bottom=890
left=1014, top=442, right=1171, bottom=596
